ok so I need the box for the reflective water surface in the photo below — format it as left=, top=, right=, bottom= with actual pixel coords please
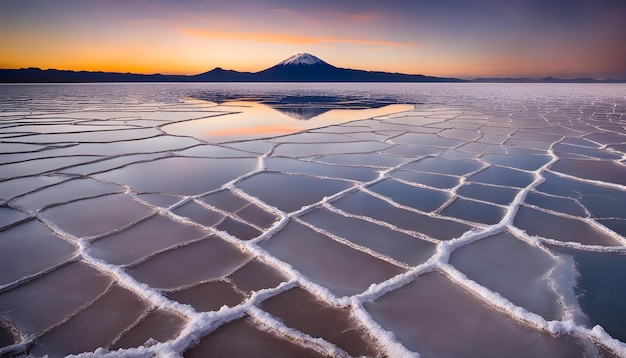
left=1, top=83, right=626, bottom=357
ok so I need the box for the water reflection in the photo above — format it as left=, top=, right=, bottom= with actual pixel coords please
left=163, top=97, right=413, bottom=142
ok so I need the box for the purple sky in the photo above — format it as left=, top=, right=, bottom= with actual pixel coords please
left=1, top=0, right=625, bottom=79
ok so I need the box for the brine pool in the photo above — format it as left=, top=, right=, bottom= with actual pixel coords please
left=1, top=83, right=625, bottom=357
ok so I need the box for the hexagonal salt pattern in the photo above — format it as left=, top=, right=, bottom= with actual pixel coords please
left=1, top=83, right=625, bottom=357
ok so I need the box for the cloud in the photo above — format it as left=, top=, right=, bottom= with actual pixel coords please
left=180, top=28, right=415, bottom=47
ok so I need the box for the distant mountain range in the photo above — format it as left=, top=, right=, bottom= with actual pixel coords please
left=1, top=53, right=623, bottom=83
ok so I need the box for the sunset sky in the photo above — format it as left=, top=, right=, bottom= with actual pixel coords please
left=1, top=0, right=625, bottom=79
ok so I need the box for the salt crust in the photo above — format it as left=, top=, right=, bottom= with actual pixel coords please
left=1, top=90, right=626, bottom=357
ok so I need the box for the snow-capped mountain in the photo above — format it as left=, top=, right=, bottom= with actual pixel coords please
left=254, top=53, right=339, bottom=81
left=197, top=54, right=464, bottom=81
left=276, top=53, right=330, bottom=66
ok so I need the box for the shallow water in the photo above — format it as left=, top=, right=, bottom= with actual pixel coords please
left=1, top=83, right=626, bottom=357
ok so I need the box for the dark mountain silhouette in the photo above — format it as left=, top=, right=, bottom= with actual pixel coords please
left=195, top=53, right=463, bottom=82
left=192, top=67, right=254, bottom=81
left=0, top=67, right=187, bottom=83
left=1, top=53, right=623, bottom=83
left=472, top=76, right=623, bottom=83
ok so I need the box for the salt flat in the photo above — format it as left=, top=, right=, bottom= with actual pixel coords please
left=0, top=83, right=625, bottom=357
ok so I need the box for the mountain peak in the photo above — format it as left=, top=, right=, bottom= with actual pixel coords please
left=277, top=53, right=329, bottom=66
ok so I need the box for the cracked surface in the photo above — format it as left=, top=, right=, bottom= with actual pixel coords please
left=1, top=83, right=625, bottom=357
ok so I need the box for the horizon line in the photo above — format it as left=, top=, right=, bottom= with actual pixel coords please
left=3, top=66, right=626, bottom=83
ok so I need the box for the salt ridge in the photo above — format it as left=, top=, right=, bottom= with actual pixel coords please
left=1, top=87, right=625, bottom=357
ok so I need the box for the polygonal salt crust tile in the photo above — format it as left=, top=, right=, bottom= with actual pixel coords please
left=548, top=246, right=626, bottom=343
left=168, top=281, right=245, bottom=312
left=390, top=170, right=460, bottom=190
left=40, top=193, right=154, bottom=238
left=0, top=207, right=29, bottom=229
left=560, top=137, right=600, bottom=148
left=259, top=287, right=380, bottom=357
left=367, top=179, right=450, bottom=213
left=440, top=198, right=506, bottom=225
left=480, top=154, right=552, bottom=171
left=264, top=157, right=380, bottom=182
left=514, top=206, right=621, bottom=246
left=270, top=132, right=357, bottom=143
left=503, top=138, right=554, bottom=150
left=381, top=115, right=447, bottom=127
left=310, top=124, right=370, bottom=134
left=333, top=191, right=472, bottom=241
left=200, top=189, right=249, bottom=213
left=524, top=192, right=587, bottom=218
left=59, top=153, right=166, bottom=176
left=1, top=156, right=98, bottom=179
left=439, top=128, right=482, bottom=141
left=583, top=131, right=626, bottom=146
left=510, top=130, right=563, bottom=143
left=332, top=120, right=410, bottom=132
left=236, top=173, right=352, bottom=213
left=479, top=125, right=516, bottom=136
left=0, top=175, right=65, bottom=202
left=366, top=271, right=586, bottom=357
left=216, top=217, right=262, bottom=240
left=172, top=200, right=225, bottom=227
left=126, top=237, right=250, bottom=290
left=380, top=145, right=441, bottom=158
left=12, top=178, right=121, bottom=211
left=553, top=143, right=623, bottom=160
left=272, top=141, right=390, bottom=158
left=235, top=203, right=278, bottom=229
left=261, top=221, right=405, bottom=297
left=439, top=150, right=482, bottom=160
left=536, top=172, right=626, bottom=220
left=314, top=153, right=408, bottom=168
left=227, top=259, right=289, bottom=294
left=391, top=132, right=464, bottom=149
left=437, top=118, right=487, bottom=129
left=554, top=152, right=604, bottom=160
left=400, top=157, right=484, bottom=176
left=137, top=193, right=182, bottom=208
left=95, top=157, right=258, bottom=196
left=503, top=148, right=547, bottom=158
left=299, top=207, right=436, bottom=266
left=0, top=261, right=113, bottom=336
left=29, top=284, right=150, bottom=357
left=183, top=317, right=327, bottom=358
left=110, top=309, right=186, bottom=350
left=56, top=135, right=201, bottom=156
left=550, top=159, right=626, bottom=186
left=530, top=172, right=581, bottom=198
left=176, top=144, right=256, bottom=158
left=450, top=231, right=562, bottom=320
left=477, top=134, right=508, bottom=145
left=456, top=142, right=507, bottom=154
left=222, top=140, right=276, bottom=154
left=9, top=128, right=161, bottom=144
left=346, top=131, right=392, bottom=141
left=0, top=220, right=77, bottom=285
left=89, top=214, right=208, bottom=265
left=468, top=166, right=535, bottom=188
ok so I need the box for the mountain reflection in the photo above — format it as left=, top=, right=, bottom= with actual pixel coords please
left=190, top=93, right=400, bottom=121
